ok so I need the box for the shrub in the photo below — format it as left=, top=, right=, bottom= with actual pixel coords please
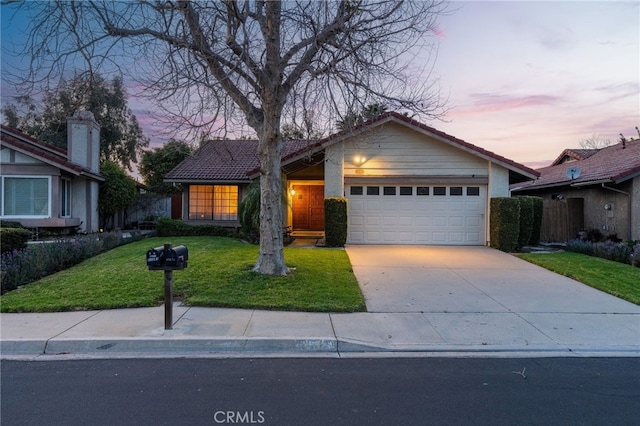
left=490, top=197, right=520, bottom=252
left=567, top=238, right=639, bottom=267
left=0, top=228, right=32, bottom=253
left=156, top=217, right=236, bottom=238
left=516, top=196, right=534, bottom=249
left=529, top=196, right=543, bottom=245
left=1, top=232, right=143, bottom=293
left=0, top=220, right=25, bottom=228
left=324, top=197, right=348, bottom=247
left=238, top=180, right=261, bottom=243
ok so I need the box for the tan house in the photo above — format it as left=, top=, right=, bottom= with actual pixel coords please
left=165, top=112, right=539, bottom=245
left=512, top=139, right=640, bottom=242
left=0, top=111, right=103, bottom=233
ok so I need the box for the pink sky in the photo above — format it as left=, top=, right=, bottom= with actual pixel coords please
left=427, top=1, right=639, bottom=168
left=2, top=1, right=638, bottom=171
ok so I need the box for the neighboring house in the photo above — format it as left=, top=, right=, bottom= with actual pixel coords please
left=165, top=112, right=539, bottom=245
left=512, top=139, right=640, bottom=241
left=0, top=111, right=104, bottom=233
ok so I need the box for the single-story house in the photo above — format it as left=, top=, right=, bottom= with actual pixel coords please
left=0, top=111, right=103, bottom=233
left=512, top=139, right=640, bottom=241
left=165, top=112, right=539, bottom=245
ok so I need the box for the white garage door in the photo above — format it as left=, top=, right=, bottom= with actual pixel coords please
left=347, top=184, right=486, bottom=245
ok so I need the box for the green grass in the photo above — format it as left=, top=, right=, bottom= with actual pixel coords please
left=0, top=236, right=366, bottom=313
left=517, top=252, right=640, bottom=305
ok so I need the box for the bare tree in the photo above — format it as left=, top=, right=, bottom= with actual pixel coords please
left=3, top=0, right=447, bottom=275
left=579, top=134, right=612, bottom=150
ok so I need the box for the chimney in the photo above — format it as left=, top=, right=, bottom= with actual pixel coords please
left=66, top=110, right=100, bottom=173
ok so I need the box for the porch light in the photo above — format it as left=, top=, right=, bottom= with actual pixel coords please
left=290, top=188, right=296, bottom=196
left=353, top=154, right=367, bottom=165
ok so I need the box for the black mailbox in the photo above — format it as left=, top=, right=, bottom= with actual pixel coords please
left=165, top=245, right=188, bottom=268
left=146, top=246, right=166, bottom=267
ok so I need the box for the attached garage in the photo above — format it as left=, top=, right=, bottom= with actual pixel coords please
left=347, top=183, right=487, bottom=245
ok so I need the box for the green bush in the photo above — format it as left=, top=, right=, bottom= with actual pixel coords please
left=324, top=197, right=348, bottom=247
left=490, top=197, right=520, bottom=252
left=529, top=196, right=543, bottom=245
left=156, top=217, right=236, bottom=238
left=0, top=220, right=25, bottom=229
left=0, top=228, right=32, bottom=253
left=516, top=196, right=534, bottom=249
left=238, top=180, right=261, bottom=243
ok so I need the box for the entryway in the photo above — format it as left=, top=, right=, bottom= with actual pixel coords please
left=291, top=185, right=325, bottom=231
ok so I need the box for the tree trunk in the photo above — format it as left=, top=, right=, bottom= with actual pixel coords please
left=254, top=126, right=289, bottom=275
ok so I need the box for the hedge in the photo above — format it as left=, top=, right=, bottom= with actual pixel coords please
left=516, top=196, right=535, bottom=249
left=490, top=197, right=520, bottom=252
left=324, top=197, right=348, bottom=247
left=156, top=217, right=236, bottom=238
left=0, top=228, right=32, bottom=254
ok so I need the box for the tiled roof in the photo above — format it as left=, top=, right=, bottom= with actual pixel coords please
left=550, top=148, right=600, bottom=166
left=0, top=125, right=103, bottom=180
left=166, top=112, right=540, bottom=182
left=513, top=139, right=640, bottom=191
left=164, top=139, right=313, bottom=182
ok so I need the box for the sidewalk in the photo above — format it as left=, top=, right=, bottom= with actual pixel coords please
left=2, top=245, right=639, bottom=359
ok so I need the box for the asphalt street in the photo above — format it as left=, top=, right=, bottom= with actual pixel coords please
left=2, top=357, right=639, bottom=425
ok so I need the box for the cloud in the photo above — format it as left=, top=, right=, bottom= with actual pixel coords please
left=448, top=93, right=561, bottom=118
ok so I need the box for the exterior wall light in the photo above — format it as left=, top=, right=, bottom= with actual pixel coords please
left=353, top=155, right=367, bottom=165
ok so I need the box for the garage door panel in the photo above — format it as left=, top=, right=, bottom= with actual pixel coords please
left=347, top=185, right=486, bottom=245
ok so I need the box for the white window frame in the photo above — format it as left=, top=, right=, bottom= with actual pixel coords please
left=1, top=175, right=52, bottom=219
left=61, top=178, right=72, bottom=218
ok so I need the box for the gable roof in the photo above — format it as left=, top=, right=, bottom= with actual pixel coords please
left=513, top=139, right=640, bottom=191
left=550, top=148, right=600, bottom=166
left=165, top=112, right=540, bottom=183
left=164, top=139, right=314, bottom=183
left=0, top=124, right=104, bottom=181
left=272, top=111, right=539, bottom=182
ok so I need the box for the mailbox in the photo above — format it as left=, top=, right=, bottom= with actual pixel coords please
left=165, top=245, right=188, bottom=268
left=147, top=244, right=188, bottom=269
left=146, top=246, right=166, bottom=267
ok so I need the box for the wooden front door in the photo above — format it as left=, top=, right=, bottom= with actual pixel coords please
left=292, top=185, right=325, bottom=231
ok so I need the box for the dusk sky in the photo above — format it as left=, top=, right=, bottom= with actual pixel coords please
left=1, top=1, right=638, bottom=170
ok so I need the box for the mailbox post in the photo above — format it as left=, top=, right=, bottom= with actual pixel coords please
left=146, top=243, right=188, bottom=330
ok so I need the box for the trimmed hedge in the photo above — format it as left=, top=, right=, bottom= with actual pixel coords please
left=529, top=196, right=543, bottom=245
left=516, top=196, right=535, bottom=249
left=156, top=217, right=236, bottom=238
left=324, top=197, right=348, bottom=247
left=490, top=197, right=520, bottom=252
left=0, top=228, right=32, bottom=254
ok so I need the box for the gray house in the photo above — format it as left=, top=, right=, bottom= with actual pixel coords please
left=0, top=111, right=103, bottom=233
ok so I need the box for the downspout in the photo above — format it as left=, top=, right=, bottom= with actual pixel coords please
left=601, top=183, right=631, bottom=241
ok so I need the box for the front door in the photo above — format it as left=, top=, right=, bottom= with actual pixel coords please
left=292, top=185, right=325, bottom=231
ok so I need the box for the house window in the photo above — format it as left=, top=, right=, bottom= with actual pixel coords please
left=450, top=186, right=463, bottom=196
left=417, top=186, right=429, bottom=196
left=188, top=185, right=238, bottom=220
left=2, top=176, right=50, bottom=217
left=61, top=178, right=72, bottom=217
left=350, top=186, right=363, bottom=195
left=467, top=187, right=480, bottom=196
left=366, top=186, right=380, bottom=196
left=383, top=186, right=396, bottom=195
left=433, top=186, right=446, bottom=196
left=400, top=186, right=413, bottom=196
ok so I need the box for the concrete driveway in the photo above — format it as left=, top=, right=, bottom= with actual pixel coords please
left=341, top=245, right=640, bottom=351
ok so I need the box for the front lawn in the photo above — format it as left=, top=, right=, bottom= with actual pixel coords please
left=0, top=236, right=366, bottom=313
left=517, top=252, right=640, bottom=305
